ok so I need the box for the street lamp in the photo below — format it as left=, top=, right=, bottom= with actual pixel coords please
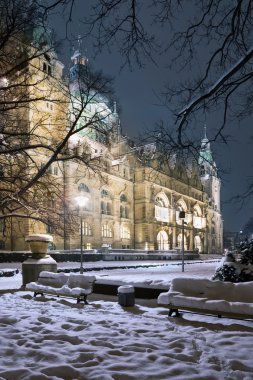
left=179, top=210, right=186, bottom=272
left=75, top=195, right=88, bottom=274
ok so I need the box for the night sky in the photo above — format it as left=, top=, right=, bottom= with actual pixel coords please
left=50, top=1, right=253, bottom=234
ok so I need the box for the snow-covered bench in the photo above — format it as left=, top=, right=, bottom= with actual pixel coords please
left=157, top=277, right=253, bottom=319
left=26, top=271, right=96, bottom=304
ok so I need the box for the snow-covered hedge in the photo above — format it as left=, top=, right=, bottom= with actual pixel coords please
left=212, top=242, right=253, bottom=282
left=0, top=269, right=19, bottom=277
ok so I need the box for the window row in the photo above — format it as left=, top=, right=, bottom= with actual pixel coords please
left=40, top=163, right=59, bottom=176
left=78, top=222, right=131, bottom=239
left=102, top=224, right=131, bottom=239
left=78, top=184, right=128, bottom=203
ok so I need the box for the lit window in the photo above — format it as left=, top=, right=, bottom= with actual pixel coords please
left=102, top=223, right=113, bottom=238
left=121, top=226, right=130, bottom=239
left=155, top=201, right=169, bottom=222
left=120, top=206, right=129, bottom=218
left=81, top=222, right=92, bottom=236
left=101, top=201, right=111, bottom=215
left=101, top=201, right=106, bottom=214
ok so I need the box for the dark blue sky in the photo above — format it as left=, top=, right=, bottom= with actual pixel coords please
left=51, top=3, right=253, bottom=234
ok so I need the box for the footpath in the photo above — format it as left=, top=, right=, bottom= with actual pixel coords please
left=0, top=255, right=222, bottom=300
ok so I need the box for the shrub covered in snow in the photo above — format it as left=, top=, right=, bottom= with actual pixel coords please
left=212, top=241, right=253, bottom=282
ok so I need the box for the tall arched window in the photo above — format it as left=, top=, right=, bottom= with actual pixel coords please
left=120, top=193, right=129, bottom=218
left=176, top=199, right=190, bottom=225
left=194, top=235, right=202, bottom=252
left=155, top=193, right=169, bottom=222
left=157, top=230, right=169, bottom=250
left=193, top=204, right=204, bottom=229
left=102, top=222, right=113, bottom=238
left=80, top=222, right=92, bottom=236
left=101, top=189, right=112, bottom=215
left=121, top=226, right=130, bottom=239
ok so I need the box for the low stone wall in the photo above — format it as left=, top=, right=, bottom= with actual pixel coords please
left=0, top=250, right=199, bottom=263
left=93, top=282, right=167, bottom=299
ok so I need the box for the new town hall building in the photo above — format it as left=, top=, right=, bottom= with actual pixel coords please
left=0, top=38, right=223, bottom=254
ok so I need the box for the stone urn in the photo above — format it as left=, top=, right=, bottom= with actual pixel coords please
left=23, top=234, right=56, bottom=287
left=25, top=234, right=53, bottom=257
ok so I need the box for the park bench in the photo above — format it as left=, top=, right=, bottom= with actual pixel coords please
left=157, top=277, right=253, bottom=320
left=26, top=271, right=96, bottom=304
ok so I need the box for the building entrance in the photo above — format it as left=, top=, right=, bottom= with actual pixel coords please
left=157, top=230, right=169, bottom=250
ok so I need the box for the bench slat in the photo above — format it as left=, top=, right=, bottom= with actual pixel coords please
left=163, top=303, right=253, bottom=320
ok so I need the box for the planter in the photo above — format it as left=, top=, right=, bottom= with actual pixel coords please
left=25, top=234, right=53, bottom=256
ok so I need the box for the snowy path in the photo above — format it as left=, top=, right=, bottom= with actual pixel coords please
left=0, top=291, right=252, bottom=380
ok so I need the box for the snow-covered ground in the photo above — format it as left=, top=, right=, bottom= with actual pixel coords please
left=0, top=259, right=253, bottom=380
left=0, top=259, right=220, bottom=290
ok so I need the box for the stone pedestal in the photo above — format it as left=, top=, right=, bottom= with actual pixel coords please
left=22, top=256, right=57, bottom=286
left=22, top=234, right=57, bottom=287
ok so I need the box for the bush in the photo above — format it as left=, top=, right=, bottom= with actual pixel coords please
left=212, top=265, right=240, bottom=282
left=212, top=244, right=253, bottom=282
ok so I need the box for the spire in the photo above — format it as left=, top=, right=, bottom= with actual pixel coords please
left=199, top=124, right=216, bottom=175
left=204, top=124, right=207, bottom=140
left=70, top=35, right=89, bottom=82
left=71, top=35, right=88, bottom=66
left=201, top=124, right=210, bottom=150
left=111, top=100, right=121, bottom=142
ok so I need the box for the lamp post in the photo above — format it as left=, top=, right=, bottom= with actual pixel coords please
left=179, top=210, right=186, bottom=272
left=239, top=230, right=243, bottom=243
left=75, top=195, right=88, bottom=274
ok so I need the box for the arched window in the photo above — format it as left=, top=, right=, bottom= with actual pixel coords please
left=101, top=201, right=106, bottom=214
left=101, top=201, right=112, bottom=215
left=102, top=223, right=113, bottom=238
left=155, top=193, right=169, bottom=222
left=193, top=204, right=202, bottom=216
left=193, top=204, right=204, bottom=229
left=78, top=183, right=90, bottom=193
left=176, top=199, right=190, bottom=225
left=155, top=196, right=166, bottom=207
left=106, top=203, right=111, bottom=215
left=157, top=230, right=169, bottom=250
left=121, top=226, right=130, bottom=239
left=177, top=232, right=187, bottom=250
left=80, top=222, right=92, bottom=236
left=101, top=189, right=110, bottom=198
left=194, top=235, right=202, bottom=252
left=101, top=189, right=112, bottom=215
left=120, top=194, right=127, bottom=202
left=120, top=193, right=129, bottom=218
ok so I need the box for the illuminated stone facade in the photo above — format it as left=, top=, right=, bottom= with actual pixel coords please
left=0, top=40, right=223, bottom=254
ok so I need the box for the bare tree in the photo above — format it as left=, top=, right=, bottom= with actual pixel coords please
left=0, top=0, right=116, bottom=246
left=42, top=1, right=253, bottom=147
